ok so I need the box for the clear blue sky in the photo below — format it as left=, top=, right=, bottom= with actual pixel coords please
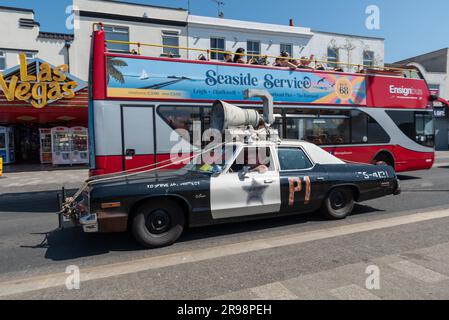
left=1, top=0, right=448, bottom=62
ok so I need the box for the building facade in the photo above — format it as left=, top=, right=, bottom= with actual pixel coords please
left=187, top=15, right=384, bottom=72
left=395, top=49, right=449, bottom=150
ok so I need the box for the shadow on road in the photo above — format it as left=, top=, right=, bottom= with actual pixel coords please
left=20, top=204, right=384, bottom=262
left=397, top=174, right=421, bottom=181
left=0, top=190, right=77, bottom=213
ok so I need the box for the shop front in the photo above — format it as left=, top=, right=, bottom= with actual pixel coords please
left=0, top=54, right=88, bottom=167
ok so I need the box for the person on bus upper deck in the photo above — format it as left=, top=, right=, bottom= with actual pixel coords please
left=233, top=48, right=246, bottom=64
left=298, top=55, right=315, bottom=69
left=279, top=52, right=297, bottom=70
left=223, top=52, right=233, bottom=63
left=273, top=58, right=282, bottom=67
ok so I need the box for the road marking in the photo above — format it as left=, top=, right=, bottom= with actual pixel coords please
left=250, top=282, right=298, bottom=300
left=1, top=209, right=449, bottom=297
left=330, top=284, right=381, bottom=300
left=389, top=260, right=449, bottom=283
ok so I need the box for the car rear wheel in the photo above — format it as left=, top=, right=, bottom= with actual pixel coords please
left=131, top=199, right=185, bottom=248
left=321, top=187, right=355, bottom=220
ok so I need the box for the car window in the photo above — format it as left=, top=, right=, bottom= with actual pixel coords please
left=229, top=146, right=274, bottom=173
left=278, top=148, right=313, bottom=171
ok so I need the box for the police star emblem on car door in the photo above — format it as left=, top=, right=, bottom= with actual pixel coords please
left=242, top=178, right=270, bottom=204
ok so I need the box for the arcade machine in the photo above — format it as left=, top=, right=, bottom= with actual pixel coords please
left=0, top=126, right=15, bottom=164
left=51, top=127, right=71, bottom=165
left=70, top=127, right=89, bottom=165
left=39, top=128, right=53, bottom=164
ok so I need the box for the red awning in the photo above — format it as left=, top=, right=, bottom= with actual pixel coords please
left=437, top=97, right=449, bottom=106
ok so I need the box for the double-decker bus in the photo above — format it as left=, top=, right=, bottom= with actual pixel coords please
left=88, top=26, right=438, bottom=177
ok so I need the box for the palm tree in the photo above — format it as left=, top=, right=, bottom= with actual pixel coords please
left=107, top=57, right=128, bottom=84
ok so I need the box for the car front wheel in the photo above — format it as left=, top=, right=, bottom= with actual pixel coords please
left=321, top=187, right=355, bottom=220
left=131, top=199, right=185, bottom=248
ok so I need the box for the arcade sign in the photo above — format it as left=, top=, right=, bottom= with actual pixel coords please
left=0, top=53, right=78, bottom=108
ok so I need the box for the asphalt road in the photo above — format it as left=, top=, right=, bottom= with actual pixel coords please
left=1, top=164, right=449, bottom=300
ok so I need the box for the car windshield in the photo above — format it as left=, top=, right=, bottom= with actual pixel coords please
left=185, top=144, right=239, bottom=174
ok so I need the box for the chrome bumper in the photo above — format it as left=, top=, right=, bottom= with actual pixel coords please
left=394, top=179, right=401, bottom=195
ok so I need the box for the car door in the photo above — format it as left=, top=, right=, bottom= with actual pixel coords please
left=277, top=147, right=329, bottom=213
left=210, top=145, right=281, bottom=220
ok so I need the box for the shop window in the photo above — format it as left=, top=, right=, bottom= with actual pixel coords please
left=103, top=25, right=130, bottom=52
left=162, top=31, right=180, bottom=57
left=210, top=37, right=225, bottom=61
left=247, top=40, right=261, bottom=62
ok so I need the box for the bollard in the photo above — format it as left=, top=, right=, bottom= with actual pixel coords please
left=0, top=157, right=3, bottom=177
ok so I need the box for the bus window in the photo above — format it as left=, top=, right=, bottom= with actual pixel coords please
left=386, top=110, right=434, bottom=147
left=351, top=110, right=368, bottom=144
left=285, top=116, right=350, bottom=145
left=367, top=115, right=390, bottom=144
left=158, top=106, right=212, bottom=146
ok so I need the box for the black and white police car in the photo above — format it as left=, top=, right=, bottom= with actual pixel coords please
left=60, top=91, right=401, bottom=248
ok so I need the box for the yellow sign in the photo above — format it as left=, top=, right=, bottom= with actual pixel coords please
left=335, top=77, right=353, bottom=101
left=0, top=53, right=78, bottom=108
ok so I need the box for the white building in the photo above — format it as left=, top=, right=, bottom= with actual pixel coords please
left=395, top=48, right=449, bottom=101
left=70, top=0, right=385, bottom=80
left=71, top=0, right=189, bottom=80
left=187, top=15, right=384, bottom=71
left=0, top=5, right=72, bottom=72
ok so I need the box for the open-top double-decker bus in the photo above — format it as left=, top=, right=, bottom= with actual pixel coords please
left=88, top=26, right=439, bottom=177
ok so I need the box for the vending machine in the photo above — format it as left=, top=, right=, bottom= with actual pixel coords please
left=0, top=127, right=15, bottom=164
left=39, top=128, right=53, bottom=164
left=51, top=127, right=71, bottom=165
left=70, top=127, right=89, bottom=165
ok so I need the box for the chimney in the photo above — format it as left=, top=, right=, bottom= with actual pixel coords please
left=289, top=18, right=294, bottom=27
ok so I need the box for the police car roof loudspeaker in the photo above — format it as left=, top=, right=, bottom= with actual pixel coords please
left=211, top=89, right=274, bottom=133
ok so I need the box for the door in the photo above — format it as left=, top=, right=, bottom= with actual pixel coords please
left=121, top=106, right=155, bottom=171
left=210, top=145, right=281, bottom=219
left=277, top=147, right=329, bottom=213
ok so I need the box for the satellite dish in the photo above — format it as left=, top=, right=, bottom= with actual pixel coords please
left=211, top=100, right=261, bottom=133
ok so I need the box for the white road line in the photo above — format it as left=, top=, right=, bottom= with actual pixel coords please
left=389, top=260, right=449, bottom=283
left=1, top=209, right=449, bottom=297
left=330, top=284, right=381, bottom=300
left=250, top=282, right=298, bottom=300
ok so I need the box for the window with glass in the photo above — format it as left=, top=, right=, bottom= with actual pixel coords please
left=286, top=116, right=350, bottom=145
left=158, top=106, right=212, bottom=146
left=280, top=43, right=293, bottom=57
left=327, top=47, right=339, bottom=68
left=162, top=31, right=180, bottom=57
left=278, top=148, right=313, bottom=171
left=363, top=50, right=375, bottom=67
left=0, top=51, right=5, bottom=71
left=247, top=40, right=261, bottom=61
left=229, top=146, right=274, bottom=173
left=210, top=37, right=225, bottom=61
left=104, top=25, right=130, bottom=52
left=386, top=110, right=434, bottom=147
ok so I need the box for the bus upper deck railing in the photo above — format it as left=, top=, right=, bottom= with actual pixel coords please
left=93, top=23, right=420, bottom=79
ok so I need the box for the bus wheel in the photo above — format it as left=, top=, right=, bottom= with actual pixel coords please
left=321, top=187, right=354, bottom=220
left=131, top=199, right=185, bottom=248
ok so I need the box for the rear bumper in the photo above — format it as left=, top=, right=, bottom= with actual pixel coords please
left=393, top=179, right=401, bottom=195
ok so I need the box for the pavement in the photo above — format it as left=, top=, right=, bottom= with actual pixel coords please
left=0, top=153, right=449, bottom=299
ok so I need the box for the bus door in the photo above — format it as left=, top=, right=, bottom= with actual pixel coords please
left=121, top=106, right=155, bottom=171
